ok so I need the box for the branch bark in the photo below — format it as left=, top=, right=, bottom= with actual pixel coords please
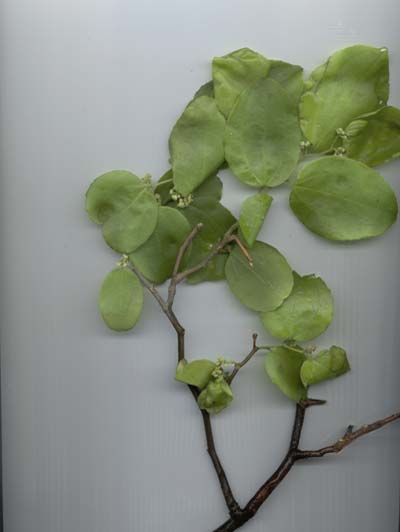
left=129, top=238, right=241, bottom=517
left=213, top=405, right=400, bottom=532
left=130, top=229, right=400, bottom=532
left=167, top=222, right=239, bottom=309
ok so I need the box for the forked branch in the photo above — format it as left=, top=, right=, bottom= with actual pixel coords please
left=131, top=226, right=400, bottom=532
left=214, top=405, right=400, bottom=532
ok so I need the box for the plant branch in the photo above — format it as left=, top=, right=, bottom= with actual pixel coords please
left=130, top=246, right=241, bottom=516
left=131, top=228, right=400, bottom=532
left=227, top=334, right=260, bottom=384
left=128, top=262, right=185, bottom=361
left=167, top=222, right=239, bottom=309
left=226, top=234, right=253, bottom=267
left=296, top=410, right=400, bottom=459
left=201, top=409, right=242, bottom=517
left=171, top=222, right=204, bottom=279
left=214, top=404, right=399, bottom=531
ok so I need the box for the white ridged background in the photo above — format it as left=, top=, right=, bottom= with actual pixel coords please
left=0, top=1, right=399, bottom=531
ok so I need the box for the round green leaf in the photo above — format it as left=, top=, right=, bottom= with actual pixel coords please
left=129, top=207, right=191, bottom=284
left=85, top=170, right=145, bottom=224
left=290, top=156, right=398, bottom=241
left=212, top=47, right=271, bottom=118
left=225, top=78, right=301, bottom=187
left=102, top=188, right=159, bottom=253
left=300, top=45, right=389, bottom=152
left=175, top=359, right=216, bottom=389
left=300, top=346, right=350, bottom=387
left=261, top=273, right=334, bottom=342
left=239, top=192, right=273, bottom=248
left=225, top=241, right=294, bottom=312
left=98, top=269, right=143, bottom=331
left=343, top=106, right=400, bottom=167
left=169, top=95, right=225, bottom=196
left=265, top=346, right=307, bottom=402
left=197, top=379, right=234, bottom=414
left=267, top=59, right=304, bottom=102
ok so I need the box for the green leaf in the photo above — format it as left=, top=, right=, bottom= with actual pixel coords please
left=194, top=80, right=214, bottom=99
left=169, top=95, right=225, bottom=196
left=239, top=192, right=273, bottom=247
left=265, top=346, right=307, bottom=402
left=180, top=198, right=236, bottom=284
left=300, top=346, right=350, bottom=387
left=98, top=268, right=143, bottom=331
left=290, top=156, right=398, bottom=241
left=212, top=48, right=271, bottom=118
left=85, top=170, right=145, bottom=224
left=212, top=48, right=304, bottom=118
left=129, top=207, right=191, bottom=284
left=261, top=272, right=334, bottom=342
left=86, top=170, right=159, bottom=253
left=193, top=174, right=223, bottom=202
left=267, top=59, right=304, bottom=102
left=102, top=189, right=158, bottom=253
left=225, top=241, right=293, bottom=312
left=175, top=359, right=216, bottom=389
left=300, top=45, right=389, bottom=152
left=156, top=172, right=223, bottom=206
left=197, top=379, right=234, bottom=414
left=154, top=170, right=173, bottom=205
left=225, top=78, right=301, bottom=187
left=342, top=106, right=400, bottom=167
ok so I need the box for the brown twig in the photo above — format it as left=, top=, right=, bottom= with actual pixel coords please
left=227, top=333, right=261, bottom=384
left=130, top=234, right=241, bottom=517
left=171, top=222, right=204, bottom=279
left=128, top=262, right=186, bottom=361
left=131, top=229, right=400, bottom=532
left=201, top=409, right=242, bottom=517
left=213, top=405, right=400, bottom=532
left=167, top=222, right=239, bottom=309
left=295, top=411, right=400, bottom=459
left=226, top=234, right=253, bottom=267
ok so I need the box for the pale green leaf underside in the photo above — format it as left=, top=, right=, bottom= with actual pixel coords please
left=213, top=48, right=271, bottom=118
left=169, top=95, right=225, bottom=196
left=175, top=359, right=216, bottom=389
left=239, top=192, right=273, bottom=247
left=99, top=269, right=143, bottom=331
left=102, top=188, right=158, bottom=253
left=85, top=170, right=144, bottom=224
left=343, top=106, right=400, bottom=167
left=225, top=78, right=301, bottom=188
left=290, top=156, right=398, bottom=241
left=225, top=241, right=294, bottom=312
left=265, top=346, right=307, bottom=402
left=197, top=379, right=234, bottom=414
left=85, top=169, right=159, bottom=253
left=300, top=346, right=350, bottom=387
left=212, top=47, right=304, bottom=118
left=261, top=272, right=334, bottom=342
left=129, top=207, right=191, bottom=285
left=300, top=44, right=389, bottom=152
